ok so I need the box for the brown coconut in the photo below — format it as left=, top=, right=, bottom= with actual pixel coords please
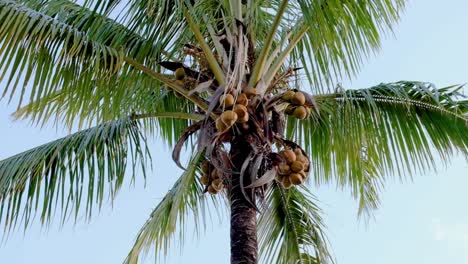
left=233, top=104, right=249, bottom=123
left=221, top=110, right=238, bottom=127
left=208, top=185, right=218, bottom=194
left=211, top=169, right=220, bottom=179
left=294, top=148, right=303, bottom=157
left=290, top=161, right=305, bottom=173
left=278, top=163, right=291, bottom=175
left=237, top=93, right=249, bottom=106
left=201, top=160, right=210, bottom=173
left=281, top=149, right=296, bottom=164
left=293, top=106, right=308, bottom=120
left=200, top=175, right=210, bottom=185
left=174, top=68, right=185, bottom=80
left=282, top=90, right=295, bottom=101
left=291, top=91, right=306, bottom=106
left=298, top=170, right=308, bottom=180
left=290, top=173, right=304, bottom=185
left=220, top=94, right=235, bottom=108
left=244, top=87, right=257, bottom=98
left=296, top=155, right=310, bottom=167
left=212, top=179, right=224, bottom=191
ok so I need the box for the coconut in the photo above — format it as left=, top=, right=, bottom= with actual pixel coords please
left=305, top=106, right=311, bottom=117
left=244, top=87, right=257, bottom=98
left=220, top=94, right=235, bottom=108
left=208, top=185, right=218, bottom=194
left=234, top=104, right=249, bottom=123
left=290, top=161, right=304, bottom=173
left=291, top=91, right=306, bottom=106
left=201, top=160, right=210, bottom=173
left=290, top=173, right=303, bottom=185
left=285, top=105, right=296, bottom=115
left=293, top=106, right=308, bottom=120
left=298, top=170, right=308, bottom=180
left=215, top=117, right=228, bottom=132
left=294, top=148, right=303, bottom=157
left=296, top=155, right=310, bottom=167
left=211, top=169, right=220, bottom=179
left=237, top=93, right=249, bottom=106
left=212, top=179, right=224, bottom=191
left=221, top=110, right=238, bottom=127
left=282, top=90, right=295, bottom=101
left=281, top=176, right=292, bottom=189
left=200, top=175, right=210, bottom=185
left=233, top=104, right=248, bottom=118
left=278, top=163, right=291, bottom=175
left=237, top=113, right=249, bottom=123
left=174, top=68, right=185, bottom=80
left=281, top=149, right=296, bottom=164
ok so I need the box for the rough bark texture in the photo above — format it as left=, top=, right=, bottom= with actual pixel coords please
left=230, top=138, right=258, bottom=264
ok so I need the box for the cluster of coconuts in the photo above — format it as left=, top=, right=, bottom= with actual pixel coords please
left=200, top=160, right=225, bottom=195
left=282, top=90, right=311, bottom=120
left=276, top=148, right=310, bottom=188
left=215, top=87, right=257, bottom=132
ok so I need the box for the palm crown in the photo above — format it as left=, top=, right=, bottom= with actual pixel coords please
left=0, top=0, right=466, bottom=263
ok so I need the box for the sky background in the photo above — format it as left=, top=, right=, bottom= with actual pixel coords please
left=1, top=0, right=468, bottom=263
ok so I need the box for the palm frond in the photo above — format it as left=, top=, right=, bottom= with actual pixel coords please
left=16, top=0, right=163, bottom=63
left=259, top=183, right=333, bottom=264
left=0, top=0, right=121, bottom=100
left=292, top=0, right=405, bottom=92
left=0, top=0, right=181, bottom=127
left=124, top=152, right=222, bottom=264
left=15, top=87, right=196, bottom=146
left=0, top=117, right=149, bottom=232
left=287, top=81, right=467, bottom=215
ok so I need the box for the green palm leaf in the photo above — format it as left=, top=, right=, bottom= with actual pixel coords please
left=0, top=0, right=204, bottom=140
left=0, top=0, right=121, bottom=100
left=124, top=152, right=221, bottom=264
left=0, top=0, right=176, bottom=127
left=0, top=117, right=149, bottom=231
left=287, top=81, right=467, bottom=215
left=292, top=0, right=405, bottom=92
left=259, top=184, right=332, bottom=264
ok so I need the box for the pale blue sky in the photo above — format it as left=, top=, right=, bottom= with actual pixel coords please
left=1, top=0, right=468, bottom=263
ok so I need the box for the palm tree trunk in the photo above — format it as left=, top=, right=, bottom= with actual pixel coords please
left=229, top=139, right=258, bottom=264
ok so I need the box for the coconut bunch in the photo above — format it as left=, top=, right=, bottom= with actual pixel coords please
left=275, top=148, right=310, bottom=189
left=282, top=90, right=312, bottom=120
left=215, top=87, right=257, bottom=132
left=200, top=160, right=225, bottom=195
left=171, top=67, right=199, bottom=98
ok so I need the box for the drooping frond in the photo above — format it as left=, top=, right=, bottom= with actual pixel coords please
left=124, top=152, right=222, bottom=264
left=291, top=0, right=405, bottom=92
left=258, top=184, right=333, bottom=264
left=0, top=117, right=149, bottom=232
left=0, top=0, right=193, bottom=128
left=15, top=0, right=163, bottom=63
left=15, top=88, right=196, bottom=146
left=287, top=81, right=467, bottom=215
left=0, top=0, right=122, bottom=102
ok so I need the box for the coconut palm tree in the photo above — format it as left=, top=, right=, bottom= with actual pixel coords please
left=0, top=0, right=466, bottom=263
